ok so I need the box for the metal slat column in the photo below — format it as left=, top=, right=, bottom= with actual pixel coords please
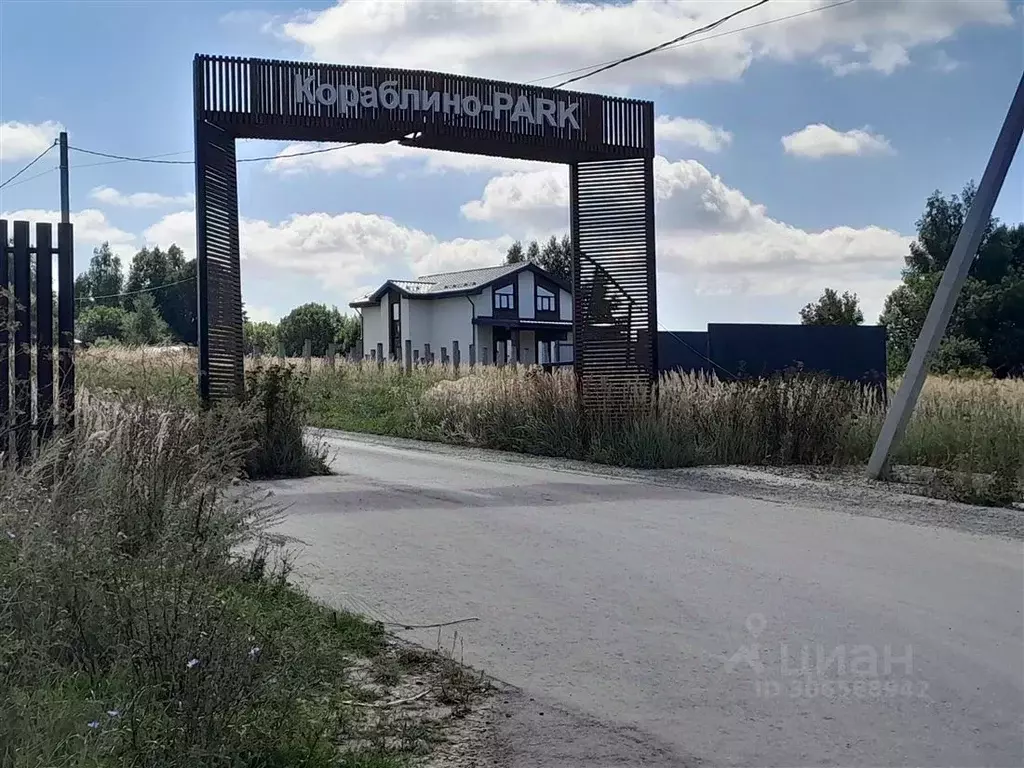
left=195, top=119, right=244, bottom=403
left=571, top=156, right=657, bottom=414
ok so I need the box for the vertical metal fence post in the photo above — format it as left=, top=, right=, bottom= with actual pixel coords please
left=12, top=222, right=31, bottom=463
left=0, top=220, right=9, bottom=461
left=57, top=222, right=75, bottom=433
left=35, top=223, right=54, bottom=442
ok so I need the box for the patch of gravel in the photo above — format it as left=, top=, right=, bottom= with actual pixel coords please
left=308, top=427, right=1024, bottom=540
left=337, top=635, right=503, bottom=767
left=654, top=464, right=1024, bottom=539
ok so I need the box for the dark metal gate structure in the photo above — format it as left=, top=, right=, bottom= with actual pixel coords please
left=193, top=54, right=658, bottom=408
left=0, top=219, right=76, bottom=465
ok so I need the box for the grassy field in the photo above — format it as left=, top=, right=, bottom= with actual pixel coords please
left=78, top=345, right=1024, bottom=504
left=2, top=366, right=487, bottom=766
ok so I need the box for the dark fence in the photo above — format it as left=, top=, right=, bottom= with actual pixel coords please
left=1, top=219, right=76, bottom=465
left=658, top=324, right=888, bottom=388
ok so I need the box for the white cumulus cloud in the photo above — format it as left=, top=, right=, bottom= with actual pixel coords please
left=457, top=155, right=911, bottom=318
left=0, top=121, right=64, bottom=162
left=274, top=0, right=1014, bottom=89
left=781, top=124, right=895, bottom=159
left=0, top=207, right=136, bottom=258
left=90, top=186, right=195, bottom=208
left=655, top=116, right=733, bottom=153
left=267, top=140, right=549, bottom=177
left=142, top=208, right=512, bottom=299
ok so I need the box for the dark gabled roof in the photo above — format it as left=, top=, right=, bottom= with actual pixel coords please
left=416, top=263, right=523, bottom=292
left=350, top=261, right=570, bottom=308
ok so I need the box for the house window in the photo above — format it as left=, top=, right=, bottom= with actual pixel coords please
left=494, top=284, right=515, bottom=311
left=536, top=285, right=555, bottom=313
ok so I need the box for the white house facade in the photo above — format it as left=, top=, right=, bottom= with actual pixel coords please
left=350, top=263, right=573, bottom=365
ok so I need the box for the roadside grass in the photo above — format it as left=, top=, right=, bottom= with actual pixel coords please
left=76, top=345, right=1024, bottom=505
left=0, top=383, right=452, bottom=767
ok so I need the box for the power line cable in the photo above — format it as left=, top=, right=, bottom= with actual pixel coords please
left=78, top=277, right=194, bottom=303
left=74, top=151, right=196, bottom=169
left=0, top=140, right=58, bottom=190
left=530, top=0, right=855, bottom=85
left=67, top=141, right=364, bottom=167
left=0, top=165, right=58, bottom=191
left=550, top=0, right=772, bottom=89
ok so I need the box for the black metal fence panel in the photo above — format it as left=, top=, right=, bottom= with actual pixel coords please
left=657, top=331, right=710, bottom=376
left=657, top=325, right=888, bottom=388
left=0, top=220, right=8, bottom=450
left=0, top=219, right=75, bottom=464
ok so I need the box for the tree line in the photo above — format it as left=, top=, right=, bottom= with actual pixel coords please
left=799, top=180, right=1023, bottom=377
left=71, top=180, right=1023, bottom=376
left=72, top=244, right=362, bottom=357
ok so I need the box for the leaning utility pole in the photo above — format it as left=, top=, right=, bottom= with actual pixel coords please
left=867, top=71, right=1024, bottom=479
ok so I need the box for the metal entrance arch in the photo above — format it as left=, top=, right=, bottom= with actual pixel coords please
left=193, top=54, right=658, bottom=409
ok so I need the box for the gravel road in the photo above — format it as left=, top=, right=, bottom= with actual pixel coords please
left=263, top=430, right=1024, bottom=767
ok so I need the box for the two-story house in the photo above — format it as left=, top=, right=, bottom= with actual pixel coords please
left=350, top=263, right=573, bottom=365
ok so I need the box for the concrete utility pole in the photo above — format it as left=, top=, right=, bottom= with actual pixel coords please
left=867, top=71, right=1024, bottom=480
left=59, top=131, right=70, bottom=224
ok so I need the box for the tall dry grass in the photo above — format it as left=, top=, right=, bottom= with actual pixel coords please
left=76, top=345, right=1024, bottom=499
left=0, top=390, right=393, bottom=767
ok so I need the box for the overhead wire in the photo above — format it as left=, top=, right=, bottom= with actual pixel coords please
left=77, top=277, right=195, bottom=303
left=0, top=165, right=59, bottom=191
left=66, top=141, right=364, bottom=167
left=550, top=0, right=772, bottom=88
left=530, top=0, right=856, bottom=86
left=0, top=140, right=58, bottom=190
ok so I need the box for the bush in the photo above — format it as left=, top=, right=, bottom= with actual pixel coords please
left=243, top=363, right=330, bottom=480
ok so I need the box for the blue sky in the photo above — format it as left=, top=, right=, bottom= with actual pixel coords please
left=2, top=0, right=1022, bottom=330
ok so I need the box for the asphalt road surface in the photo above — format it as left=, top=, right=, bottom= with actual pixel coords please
left=266, top=433, right=1024, bottom=768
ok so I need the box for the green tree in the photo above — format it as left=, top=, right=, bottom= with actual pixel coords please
left=124, top=292, right=170, bottom=345
left=76, top=243, right=124, bottom=308
left=505, top=241, right=525, bottom=264
left=277, top=303, right=343, bottom=357
left=880, top=182, right=1024, bottom=376
left=537, top=234, right=571, bottom=283
left=244, top=320, right=279, bottom=355
left=335, top=313, right=362, bottom=355
left=125, top=245, right=196, bottom=343
left=76, top=304, right=129, bottom=344
left=931, top=335, right=988, bottom=374
left=505, top=235, right=573, bottom=283
left=799, top=288, right=864, bottom=326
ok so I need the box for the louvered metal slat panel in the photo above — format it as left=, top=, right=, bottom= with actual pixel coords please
left=572, top=156, right=657, bottom=414
left=194, top=55, right=653, bottom=165
left=195, top=117, right=244, bottom=402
